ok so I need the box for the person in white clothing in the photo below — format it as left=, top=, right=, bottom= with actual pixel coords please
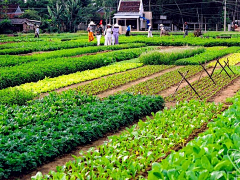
left=34, top=25, right=40, bottom=38
left=95, top=24, right=103, bottom=46
left=105, top=24, right=112, bottom=46
left=160, top=24, right=165, bottom=37
left=148, top=23, right=153, bottom=37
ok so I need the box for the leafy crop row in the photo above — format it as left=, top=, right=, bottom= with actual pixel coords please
left=31, top=100, right=223, bottom=180
left=166, top=71, right=240, bottom=102
left=119, top=36, right=240, bottom=47
left=0, top=92, right=164, bottom=179
left=122, top=66, right=202, bottom=95
left=0, top=47, right=151, bottom=89
left=139, top=47, right=205, bottom=65
left=0, top=39, right=93, bottom=54
left=175, top=46, right=240, bottom=65
left=76, top=65, right=174, bottom=95
left=208, top=53, right=240, bottom=67
left=148, top=92, right=240, bottom=180
left=0, top=43, right=146, bottom=67
left=0, top=59, right=143, bottom=105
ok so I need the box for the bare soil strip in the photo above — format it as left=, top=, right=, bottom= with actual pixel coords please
left=208, top=76, right=240, bottom=104
left=97, top=66, right=183, bottom=98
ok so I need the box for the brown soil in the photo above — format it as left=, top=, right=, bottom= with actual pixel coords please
left=0, top=41, right=15, bottom=45
left=208, top=76, right=240, bottom=103
left=19, top=51, right=52, bottom=56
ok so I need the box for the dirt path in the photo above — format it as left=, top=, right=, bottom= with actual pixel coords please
left=97, top=66, right=183, bottom=98
left=208, top=76, right=240, bottom=104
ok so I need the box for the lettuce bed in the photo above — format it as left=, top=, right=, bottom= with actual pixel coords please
left=0, top=92, right=164, bottom=179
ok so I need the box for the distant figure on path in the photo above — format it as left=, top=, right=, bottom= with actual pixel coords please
left=113, top=23, right=120, bottom=45
left=184, top=22, right=189, bottom=38
left=34, top=25, right=40, bottom=38
left=148, top=23, right=153, bottom=37
left=160, top=24, right=165, bottom=37
left=126, top=25, right=131, bottom=36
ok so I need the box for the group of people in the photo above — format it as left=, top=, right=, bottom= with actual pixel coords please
left=147, top=23, right=166, bottom=37
left=147, top=22, right=189, bottom=38
left=87, top=21, right=120, bottom=46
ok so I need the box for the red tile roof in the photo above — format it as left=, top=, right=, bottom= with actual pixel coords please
left=119, top=1, right=140, bottom=12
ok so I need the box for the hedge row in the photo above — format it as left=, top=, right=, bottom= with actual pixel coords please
left=0, top=39, right=91, bottom=55
left=0, top=43, right=146, bottom=67
left=175, top=46, right=240, bottom=65
left=139, top=47, right=205, bottom=65
left=0, top=47, right=152, bottom=89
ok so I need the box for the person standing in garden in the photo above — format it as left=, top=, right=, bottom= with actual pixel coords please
left=87, top=21, right=95, bottom=42
left=160, top=24, right=165, bottom=37
left=126, top=25, right=131, bottom=36
left=148, top=23, right=153, bottom=37
left=34, top=25, right=40, bottom=38
left=95, top=24, right=103, bottom=46
left=112, top=23, right=120, bottom=45
left=105, top=24, right=112, bottom=45
left=184, top=22, right=189, bottom=38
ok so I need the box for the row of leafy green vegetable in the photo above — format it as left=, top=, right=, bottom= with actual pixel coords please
left=0, top=47, right=152, bottom=90
left=0, top=43, right=146, bottom=67
left=121, top=35, right=240, bottom=47
left=122, top=65, right=202, bottom=95
left=148, top=91, right=240, bottom=180
left=0, top=92, right=164, bottom=179
left=31, top=100, right=223, bottom=180
left=3, top=35, right=240, bottom=55
left=0, top=59, right=143, bottom=106
left=76, top=65, right=174, bottom=95
left=0, top=39, right=94, bottom=55
left=140, top=46, right=240, bottom=65
left=175, top=46, right=240, bottom=65
left=166, top=69, right=240, bottom=102
left=139, top=47, right=205, bottom=65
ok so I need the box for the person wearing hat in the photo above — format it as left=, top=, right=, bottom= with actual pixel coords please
left=87, top=21, right=95, bottom=42
left=112, top=23, right=120, bottom=45
left=95, top=23, right=103, bottom=46
left=104, top=24, right=112, bottom=46
left=34, top=25, right=40, bottom=38
left=159, top=24, right=165, bottom=37
left=184, top=22, right=189, bottom=38
left=148, top=23, right=153, bottom=37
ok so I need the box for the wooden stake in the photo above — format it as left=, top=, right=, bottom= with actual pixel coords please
left=217, top=59, right=231, bottom=78
left=171, top=70, right=189, bottom=97
left=178, top=71, right=202, bottom=99
left=200, top=63, right=216, bottom=84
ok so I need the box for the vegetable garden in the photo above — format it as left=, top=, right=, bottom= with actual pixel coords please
left=0, top=32, right=240, bottom=180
